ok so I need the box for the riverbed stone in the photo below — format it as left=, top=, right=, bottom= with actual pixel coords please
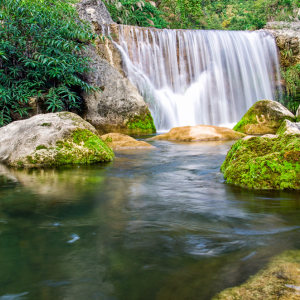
left=150, top=125, right=245, bottom=142
left=0, top=112, right=114, bottom=168
left=277, top=119, right=300, bottom=135
left=233, top=100, right=296, bottom=135
left=101, top=133, right=155, bottom=150
left=213, top=250, right=300, bottom=300
left=221, top=134, right=300, bottom=190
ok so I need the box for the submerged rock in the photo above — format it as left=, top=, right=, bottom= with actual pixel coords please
left=0, top=112, right=114, bottom=168
left=221, top=135, right=300, bottom=190
left=213, top=250, right=300, bottom=300
left=101, top=133, right=154, bottom=150
left=150, top=125, right=245, bottom=142
left=277, top=119, right=300, bottom=135
left=234, top=100, right=296, bottom=135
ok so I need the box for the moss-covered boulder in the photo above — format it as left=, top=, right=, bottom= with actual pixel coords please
left=0, top=112, right=114, bottom=168
left=151, top=125, right=245, bottom=142
left=213, top=250, right=300, bottom=300
left=101, top=133, right=155, bottom=150
left=221, top=135, right=300, bottom=190
left=234, top=100, right=296, bottom=135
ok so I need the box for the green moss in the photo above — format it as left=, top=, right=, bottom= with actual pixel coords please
left=221, top=135, right=300, bottom=190
left=126, top=112, right=156, bottom=133
left=40, top=123, right=51, bottom=127
left=35, top=145, right=47, bottom=150
left=21, top=129, right=114, bottom=168
left=213, top=250, right=300, bottom=300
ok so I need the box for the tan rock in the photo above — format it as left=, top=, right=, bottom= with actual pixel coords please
left=101, top=133, right=155, bottom=150
left=150, top=125, right=245, bottom=142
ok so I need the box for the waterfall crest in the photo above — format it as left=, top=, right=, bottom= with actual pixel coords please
left=107, top=25, right=281, bottom=131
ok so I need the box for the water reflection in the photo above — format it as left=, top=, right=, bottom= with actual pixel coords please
left=0, top=140, right=299, bottom=299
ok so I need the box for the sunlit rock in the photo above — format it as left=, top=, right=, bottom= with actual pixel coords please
left=0, top=112, right=114, bottom=168
left=277, top=119, right=300, bottom=135
left=150, top=125, right=245, bottom=142
left=233, top=100, right=295, bottom=135
left=101, top=133, right=155, bottom=150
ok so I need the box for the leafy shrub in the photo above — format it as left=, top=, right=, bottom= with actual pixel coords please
left=0, top=0, right=95, bottom=126
left=103, top=0, right=168, bottom=28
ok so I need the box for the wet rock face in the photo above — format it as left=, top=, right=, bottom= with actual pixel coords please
left=150, top=125, right=245, bottom=142
left=82, top=46, right=155, bottom=134
left=233, top=100, right=296, bottom=135
left=0, top=112, right=114, bottom=168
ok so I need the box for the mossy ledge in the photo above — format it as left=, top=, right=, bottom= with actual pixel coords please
left=126, top=111, right=156, bottom=134
left=221, top=135, right=300, bottom=190
left=213, top=250, right=300, bottom=300
left=21, top=129, right=114, bottom=168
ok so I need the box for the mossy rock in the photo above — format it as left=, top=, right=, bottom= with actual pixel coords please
left=233, top=100, right=296, bottom=135
left=0, top=112, right=114, bottom=168
left=221, top=135, right=300, bottom=190
left=277, top=119, right=300, bottom=136
left=213, top=250, right=300, bottom=300
left=126, top=112, right=156, bottom=134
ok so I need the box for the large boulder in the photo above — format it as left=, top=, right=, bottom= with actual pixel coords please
left=0, top=112, right=114, bottom=168
left=101, top=133, right=155, bottom=150
left=82, top=46, right=156, bottom=134
left=150, top=125, right=245, bottom=142
left=233, top=100, right=295, bottom=135
left=221, top=134, right=300, bottom=190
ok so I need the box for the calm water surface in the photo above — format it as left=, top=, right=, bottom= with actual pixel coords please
left=0, top=140, right=299, bottom=300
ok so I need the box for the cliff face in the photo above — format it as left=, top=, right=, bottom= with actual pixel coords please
left=76, top=0, right=156, bottom=134
left=264, top=22, right=300, bottom=68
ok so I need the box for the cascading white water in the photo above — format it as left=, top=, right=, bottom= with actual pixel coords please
left=106, top=25, right=281, bottom=131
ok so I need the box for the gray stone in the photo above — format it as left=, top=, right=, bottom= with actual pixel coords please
left=0, top=112, right=114, bottom=168
left=277, top=119, right=300, bottom=135
left=76, top=0, right=114, bottom=26
left=82, top=46, right=154, bottom=134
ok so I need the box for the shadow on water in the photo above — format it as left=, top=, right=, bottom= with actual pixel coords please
left=0, top=140, right=299, bottom=300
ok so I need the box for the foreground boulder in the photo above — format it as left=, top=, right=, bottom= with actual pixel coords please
left=221, top=134, right=300, bottom=190
left=101, top=133, right=154, bottom=150
left=151, top=125, right=245, bottom=142
left=234, top=100, right=295, bottom=135
left=0, top=112, right=114, bottom=168
left=213, top=250, right=300, bottom=300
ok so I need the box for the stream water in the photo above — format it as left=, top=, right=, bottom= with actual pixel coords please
left=0, top=140, right=299, bottom=300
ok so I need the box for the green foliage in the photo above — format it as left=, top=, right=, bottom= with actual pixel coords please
left=103, top=0, right=168, bottom=28
left=0, top=0, right=95, bottom=126
left=158, top=0, right=299, bottom=30
left=221, top=135, right=300, bottom=190
left=280, top=64, right=300, bottom=114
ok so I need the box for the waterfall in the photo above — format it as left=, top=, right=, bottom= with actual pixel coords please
left=107, top=25, right=281, bottom=131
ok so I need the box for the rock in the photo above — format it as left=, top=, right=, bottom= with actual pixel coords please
left=0, top=112, right=114, bottom=168
left=76, top=0, right=114, bottom=26
left=213, top=250, right=300, bottom=300
left=221, top=135, right=300, bottom=190
left=277, top=119, right=300, bottom=135
left=296, top=105, right=300, bottom=118
left=233, top=100, right=295, bottom=135
left=150, top=125, right=245, bottom=142
left=82, top=46, right=156, bottom=134
left=101, top=133, right=155, bottom=150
